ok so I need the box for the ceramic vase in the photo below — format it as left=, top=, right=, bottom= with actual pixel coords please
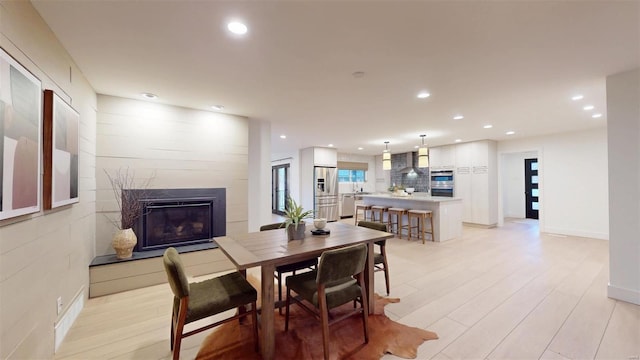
left=287, top=223, right=306, bottom=241
left=112, top=228, right=137, bottom=259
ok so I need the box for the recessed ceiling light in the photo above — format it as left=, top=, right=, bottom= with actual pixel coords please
left=141, top=92, right=157, bottom=99
left=455, top=139, right=462, bottom=143
left=592, top=113, right=603, bottom=118
left=417, top=91, right=430, bottom=99
left=453, top=115, right=464, bottom=120
left=328, top=144, right=334, bottom=147
left=583, top=105, right=594, bottom=111
left=227, top=21, right=248, bottom=35
left=572, top=95, right=584, bottom=101
left=211, top=105, right=224, bottom=111
left=280, top=135, right=286, bottom=139
left=506, top=131, right=515, bottom=135
left=414, top=145, right=420, bottom=149
left=483, top=124, right=493, bottom=129
left=358, top=147, right=364, bottom=150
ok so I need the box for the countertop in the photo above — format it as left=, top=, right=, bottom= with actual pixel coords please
left=360, top=193, right=462, bottom=203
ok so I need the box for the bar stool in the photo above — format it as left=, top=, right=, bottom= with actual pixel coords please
left=354, top=204, right=372, bottom=225
left=407, top=209, right=435, bottom=244
left=387, top=207, right=408, bottom=239
left=370, top=205, right=389, bottom=224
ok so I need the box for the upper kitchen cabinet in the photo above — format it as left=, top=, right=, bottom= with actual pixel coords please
left=429, top=145, right=455, bottom=170
left=455, top=140, right=493, bottom=168
left=311, top=147, right=337, bottom=167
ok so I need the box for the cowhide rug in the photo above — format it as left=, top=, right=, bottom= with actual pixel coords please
left=196, top=276, right=438, bottom=359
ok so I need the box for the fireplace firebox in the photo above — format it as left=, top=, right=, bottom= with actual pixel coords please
left=123, top=188, right=226, bottom=252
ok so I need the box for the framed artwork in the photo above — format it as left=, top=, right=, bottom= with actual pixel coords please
left=0, top=48, right=42, bottom=220
left=43, top=90, right=79, bottom=209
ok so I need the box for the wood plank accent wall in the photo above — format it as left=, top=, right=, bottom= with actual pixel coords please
left=89, top=249, right=233, bottom=297
left=95, top=95, right=249, bottom=256
left=0, top=2, right=98, bottom=359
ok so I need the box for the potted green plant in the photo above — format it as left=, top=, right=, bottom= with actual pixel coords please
left=283, top=196, right=313, bottom=241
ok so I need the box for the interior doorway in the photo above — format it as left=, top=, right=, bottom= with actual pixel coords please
left=524, top=158, right=539, bottom=219
left=499, top=150, right=540, bottom=228
left=272, top=164, right=289, bottom=215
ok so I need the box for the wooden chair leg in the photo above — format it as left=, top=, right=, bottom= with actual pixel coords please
left=251, top=301, right=259, bottom=352
left=430, top=215, right=435, bottom=241
left=318, top=286, right=331, bottom=360
left=358, top=273, right=369, bottom=344
left=381, top=247, right=390, bottom=295
left=421, top=215, right=426, bottom=244
left=284, top=287, right=292, bottom=331
left=278, top=272, right=284, bottom=315
left=170, top=314, right=175, bottom=350
left=172, top=300, right=188, bottom=360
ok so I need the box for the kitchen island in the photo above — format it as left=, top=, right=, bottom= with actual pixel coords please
left=360, top=193, right=462, bottom=242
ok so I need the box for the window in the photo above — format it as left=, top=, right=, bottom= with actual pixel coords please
left=338, top=169, right=367, bottom=183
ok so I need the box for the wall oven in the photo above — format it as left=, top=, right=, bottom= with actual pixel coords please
left=430, top=170, right=454, bottom=197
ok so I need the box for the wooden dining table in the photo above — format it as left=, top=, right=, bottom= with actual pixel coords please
left=214, top=221, right=393, bottom=360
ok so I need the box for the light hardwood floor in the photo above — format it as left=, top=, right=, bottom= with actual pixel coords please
left=55, top=219, right=639, bottom=360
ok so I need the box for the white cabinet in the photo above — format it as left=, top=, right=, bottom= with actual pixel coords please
left=313, top=147, right=337, bottom=167
left=453, top=140, right=497, bottom=226
left=429, top=145, right=455, bottom=170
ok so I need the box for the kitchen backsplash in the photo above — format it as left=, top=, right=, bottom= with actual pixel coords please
left=390, top=152, right=429, bottom=192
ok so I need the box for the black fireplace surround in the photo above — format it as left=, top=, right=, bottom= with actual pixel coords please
left=123, top=188, right=226, bottom=252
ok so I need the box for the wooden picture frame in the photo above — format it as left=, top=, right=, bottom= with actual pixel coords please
left=0, top=48, right=43, bottom=220
left=43, top=90, right=79, bottom=209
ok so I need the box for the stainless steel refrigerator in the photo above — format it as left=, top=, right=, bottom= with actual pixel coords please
left=314, top=166, right=339, bottom=221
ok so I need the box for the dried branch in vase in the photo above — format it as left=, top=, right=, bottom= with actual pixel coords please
left=104, top=167, right=155, bottom=230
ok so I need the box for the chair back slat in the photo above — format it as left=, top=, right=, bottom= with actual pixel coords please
left=259, top=222, right=285, bottom=231
left=163, top=247, right=190, bottom=298
left=317, top=243, right=367, bottom=285
left=358, top=221, right=388, bottom=246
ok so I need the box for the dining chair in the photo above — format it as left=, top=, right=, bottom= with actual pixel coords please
left=260, top=222, right=319, bottom=314
left=284, top=243, right=369, bottom=360
left=357, top=220, right=391, bottom=295
left=162, top=247, right=258, bottom=360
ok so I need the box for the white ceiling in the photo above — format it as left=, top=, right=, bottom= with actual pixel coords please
left=32, top=1, right=639, bottom=157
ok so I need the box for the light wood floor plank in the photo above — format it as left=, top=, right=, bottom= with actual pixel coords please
left=487, top=290, right=579, bottom=359
left=53, top=219, right=640, bottom=360
left=548, top=266, right=617, bottom=359
left=595, top=300, right=640, bottom=359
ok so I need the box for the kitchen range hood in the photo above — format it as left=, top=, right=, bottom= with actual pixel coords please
left=398, top=152, right=424, bottom=174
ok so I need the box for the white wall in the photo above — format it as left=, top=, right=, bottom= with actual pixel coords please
left=0, top=2, right=97, bottom=358
left=95, top=95, right=249, bottom=255
left=501, top=151, right=537, bottom=218
left=248, top=118, right=271, bottom=232
left=498, top=127, right=609, bottom=239
left=606, top=68, right=640, bottom=305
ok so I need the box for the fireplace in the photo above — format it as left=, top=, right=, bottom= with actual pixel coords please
left=123, top=188, right=226, bottom=252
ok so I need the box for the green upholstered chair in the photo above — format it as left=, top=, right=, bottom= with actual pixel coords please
left=358, top=220, right=391, bottom=295
left=260, top=222, right=319, bottom=314
left=162, top=247, right=258, bottom=360
left=284, top=243, right=369, bottom=360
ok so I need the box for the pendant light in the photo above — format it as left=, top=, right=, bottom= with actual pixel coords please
left=418, top=134, right=429, bottom=168
left=382, top=141, right=391, bottom=170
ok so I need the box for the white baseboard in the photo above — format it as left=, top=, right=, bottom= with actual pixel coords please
left=608, top=283, right=640, bottom=305
left=54, top=289, right=85, bottom=352
left=542, top=227, right=609, bottom=240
